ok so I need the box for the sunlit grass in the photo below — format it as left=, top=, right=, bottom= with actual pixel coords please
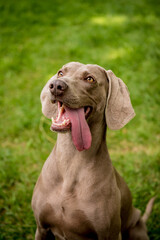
left=91, top=15, right=127, bottom=25
left=91, top=14, right=159, bottom=26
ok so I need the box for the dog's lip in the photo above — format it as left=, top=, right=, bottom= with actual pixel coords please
left=51, top=102, right=71, bottom=130
left=50, top=101, right=92, bottom=151
left=50, top=101, right=92, bottom=133
left=84, top=106, right=92, bottom=119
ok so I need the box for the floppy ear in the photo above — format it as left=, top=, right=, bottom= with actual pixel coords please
left=105, top=70, right=135, bottom=130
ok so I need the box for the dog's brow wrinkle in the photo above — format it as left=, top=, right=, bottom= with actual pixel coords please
left=63, top=67, right=68, bottom=72
left=83, top=71, right=90, bottom=76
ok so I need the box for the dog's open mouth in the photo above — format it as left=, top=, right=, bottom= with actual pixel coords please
left=51, top=102, right=92, bottom=151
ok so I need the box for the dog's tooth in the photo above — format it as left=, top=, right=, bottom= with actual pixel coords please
left=56, top=105, right=65, bottom=122
left=58, top=101, right=61, bottom=109
left=61, top=105, right=64, bottom=111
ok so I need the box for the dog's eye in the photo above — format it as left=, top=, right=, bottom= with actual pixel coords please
left=86, top=76, right=95, bottom=83
left=58, top=71, right=63, bottom=77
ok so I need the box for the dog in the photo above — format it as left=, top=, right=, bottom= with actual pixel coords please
left=32, top=62, right=154, bottom=240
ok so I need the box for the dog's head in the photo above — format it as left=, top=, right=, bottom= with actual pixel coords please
left=41, top=62, right=135, bottom=151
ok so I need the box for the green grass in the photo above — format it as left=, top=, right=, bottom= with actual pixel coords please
left=0, top=0, right=160, bottom=239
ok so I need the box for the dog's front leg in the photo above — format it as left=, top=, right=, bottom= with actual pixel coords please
left=35, top=227, right=55, bottom=240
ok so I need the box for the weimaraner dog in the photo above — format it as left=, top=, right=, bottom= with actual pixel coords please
left=32, top=62, right=154, bottom=240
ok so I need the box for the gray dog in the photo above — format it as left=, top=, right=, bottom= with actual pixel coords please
left=32, top=62, right=154, bottom=240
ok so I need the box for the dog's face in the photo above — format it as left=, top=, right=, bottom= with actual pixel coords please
left=41, top=62, right=108, bottom=120
left=41, top=62, right=135, bottom=151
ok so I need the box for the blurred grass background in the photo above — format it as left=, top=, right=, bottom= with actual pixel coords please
left=0, top=0, right=160, bottom=239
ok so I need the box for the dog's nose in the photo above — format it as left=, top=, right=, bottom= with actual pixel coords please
left=49, top=80, right=68, bottom=96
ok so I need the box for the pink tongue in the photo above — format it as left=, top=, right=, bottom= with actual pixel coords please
left=65, top=106, right=92, bottom=151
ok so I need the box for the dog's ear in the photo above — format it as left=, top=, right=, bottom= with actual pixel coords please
left=40, top=78, right=57, bottom=119
left=105, top=70, right=135, bottom=130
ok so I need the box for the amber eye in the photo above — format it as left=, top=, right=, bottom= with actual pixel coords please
left=86, top=76, right=95, bottom=83
left=58, top=71, right=63, bottom=77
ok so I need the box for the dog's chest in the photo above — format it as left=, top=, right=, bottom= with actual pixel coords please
left=34, top=161, right=113, bottom=238
left=39, top=189, right=98, bottom=239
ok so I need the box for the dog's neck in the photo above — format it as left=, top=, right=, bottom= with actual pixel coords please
left=42, top=117, right=111, bottom=191
left=55, top=117, right=109, bottom=161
